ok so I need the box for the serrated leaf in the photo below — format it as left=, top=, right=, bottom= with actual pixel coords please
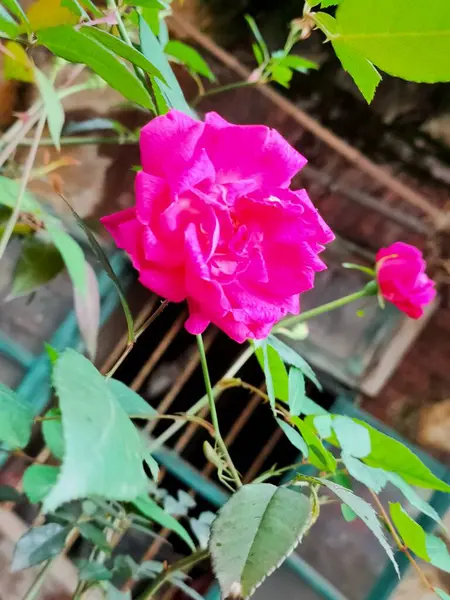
left=210, top=483, right=312, bottom=598
left=277, top=54, right=319, bottom=73
left=390, top=503, right=429, bottom=560
left=190, top=511, right=215, bottom=550
left=342, top=455, right=387, bottom=493
left=3, top=41, right=34, bottom=82
left=277, top=419, right=308, bottom=456
left=268, top=335, right=321, bottom=389
left=321, top=0, right=341, bottom=7
left=12, top=523, right=68, bottom=572
left=34, top=68, right=65, bottom=150
left=332, top=39, right=381, bottom=103
left=26, top=0, right=78, bottom=30
left=139, top=15, right=194, bottom=116
left=38, top=26, right=154, bottom=109
left=0, top=485, right=21, bottom=502
left=336, top=0, right=450, bottom=83
left=23, top=465, right=60, bottom=504
left=76, top=559, right=113, bottom=581
left=45, top=221, right=87, bottom=295
left=43, top=350, right=147, bottom=512
left=132, top=495, right=196, bottom=551
left=320, top=479, right=398, bottom=574
left=42, top=408, right=64, bottom=459
left=74, top=261, right=100, bottom=360
left=292, top=417, right=336, bottom=472
left=386, top=473, right=441, bottom=525
left=255, top=341, right=288, bottom=404
left=11, top=238, right=64, bottom=298
left=426, top=534, right=450, bottom=573
left=288, top=367, right=305, bottom=416
left=166, top=40, right=216, bottom=82
left=78, top=523, right=111, bottom=552
left=0, top=384, right=33, bottom=448
left=333, top=415, right=371, bottom=458
left=106, top=379, right=156, bottom=419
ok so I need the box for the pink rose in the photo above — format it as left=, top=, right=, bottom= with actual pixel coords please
left=376, top=242, right=436, bottom=319
left=101, top=110, right=334, bottom=342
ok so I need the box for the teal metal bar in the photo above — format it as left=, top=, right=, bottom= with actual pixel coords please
left=0, top=334, right=35, bottom=368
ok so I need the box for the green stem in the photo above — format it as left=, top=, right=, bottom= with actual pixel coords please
left=17, top=135, right=139, bottom=147
left=137, top=549, right=209, bottom=600
left=192, top=80, right=261, bottom=107
left=22, top=560, right=55, bottom=600
left=0, top=114, right=46, bottom=261
left=278, top=281, right=378, bottom=330
left=196, top=334, right=242, bottom=489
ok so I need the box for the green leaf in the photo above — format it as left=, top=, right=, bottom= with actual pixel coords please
left=144, top=451, right=159, bottom=481
left=0, top=6, right=20, bottom=37
left=166, top=40, right=216, bottom=82
left=300, top=398, right=328, bottom=416
left=82, top=26, right=164, bottom=82
left=60, top=196, right=135, bottom=343
left=38, top=26, right=154, bottom=109
left=436, top=588, right=450, bottom=600
left=386, top=473, right=442, bottom=525
left=42, top=408, right=64, bottom=460
left=11, top=524, right=68, bottom=572
left=268, top=335, right=321, bottom=389
left=245, top=15, right=269, bottom=62
left=34, top=68, right=65, bottom=150
left=270, top=64, right=293, bottom=88
left=45, top=221, right=87, bottom=295
left=2, top=0, right=29, bottom=26
left=341, top=504, right=357, bottom=522
left=426, top=534, right=450, bottom=573
left=321, top=0, right=341, bottom=7
left=332, top=415, right=371, bottom=458
left=0, top=175, right=43, bottom=214
left=23, top=465, right=60, bottom=504
left=43, top=350, right=147, bottom=512
left=288, top=367, right=306, bottom=416
left=139, top=15, right=195, bottom=116
left=132, top=495, right=196, bottom=551
left=0, top=384, right=33, bottom=448
left=276, top=419, right=308, bottom=456
left=342, top=455, right=387, bottom=493
left=255, top=342, right=288, bottom=403
left=390, top=503, right=429, bottom=560
left=74, top=261, right=100, bottom=361
left=358, top=421, right=450, bottom=492
left=335, top=0, right=450, bottom=83
left=320, top=479, right=398, bottom=573
left=313, top=12, right=338, bottom=37
left=292, top=417, right=336, bottom=472
left=105, top=583, right=131, bottom=600
left=11, top=238, right=64, bottom=298
left=79, top=522, right=111, bottom=552
left=277, top=54, right=319, bottom=73
left=76, top=559, right=113, bottom=581
left=332, top=39, right=381, bottom=103
left=3, top=41, right=34, bottom=82
left=313, top=415, right=333, bottom=439
left=0, top=485, right=21, bottom=502
left=106, top=379, right=157, bottom=419
left=260, top=342, right=275, bottom=414
left=252, top=43, right=264, bottom=65
left=210, top=483, right=312, bottom=598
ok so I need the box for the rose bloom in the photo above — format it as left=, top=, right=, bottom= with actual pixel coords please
left=101, top=110, right=334, bottom=342
left=376, top=242, right=436, bottom=319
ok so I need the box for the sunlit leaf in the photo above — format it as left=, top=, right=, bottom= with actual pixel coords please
left=38, top=26, right=154, bottom=109
left=2, top=0, right=29, bottom=27
left=342, top=455, right=387, bottom=493
left=293, top=417, right=336, bottom=472
left=341, top=504, right=357, bottom=522
left=276, top=419, right=308, bottom=456
left=165, top=40, right=216, bottom=82
left=42, top=408, right=64, bottom=459
left=74, top=261, right=100, bottom=360
left=332, top=39, right=381, bottom=103
left=288, top=367, right=305, bottom=416
left=34, top=68, right=65, bottom=150
left=210, top=483, right=312, bottom=598
left=106, top=379, right=157, bottom=419
left=132, top=495, right=196, bottom=550
left=0, top=384, right=33, bottom=448
left=255, top=341, right=288, bottom=403
left=332, top=415, right=371, bottom=458
left=43, top=350, right=147, bottom=512
left=390, top=503, right=428, bottom=560
left=23, top=465, right=60, bottom=504
left=426, top=534, right=450, bottom=573
left=12, top=524, right=69, bottom=572
left=3, top=41, right=34, bottom=82
left=268, top=335, right=321, bottom=389
left=335, top=0, right=450, bottom=83
left=26, top=0, right=78, bottom=30
left=386, top=473, right=441, bottom=525
left=11, top=238, right=64, bottom=298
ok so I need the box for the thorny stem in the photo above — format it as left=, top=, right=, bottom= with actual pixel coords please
left=369, top=490, right=435, bottom=592
left=137, top=549, right=209, bottom=600
left=106, top=300, right=169, bottom=378
left=0, top=114, right=46, bottom=261
left=192, top=80, right=261, bottom=107
left=196, top=334, right=242, bottom=489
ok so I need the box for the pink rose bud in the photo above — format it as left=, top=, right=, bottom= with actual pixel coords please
left=376, top=242, right=436, bottom=319
left=101, top=110, right=334, bottom=343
